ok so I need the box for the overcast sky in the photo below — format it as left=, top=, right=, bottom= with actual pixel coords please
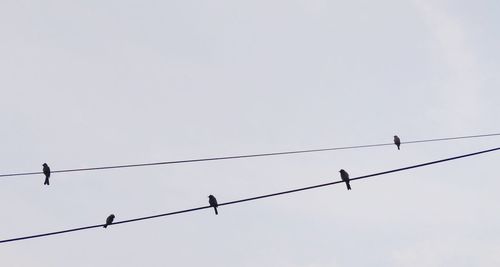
left=1, top=0, right=499, bottom=266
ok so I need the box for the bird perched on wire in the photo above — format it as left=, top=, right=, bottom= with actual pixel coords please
left=42, top=163, right=50, bottom=185
left=208, top=195, right=219, bottom=215
left=339, top=169, right=351, bottom=190
left=394, top=135, right=401, bottom=150
left=103, top=214, right=115, bottom=228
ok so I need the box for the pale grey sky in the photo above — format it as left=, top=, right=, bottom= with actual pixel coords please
left=1, top=0, right=499, bottom=266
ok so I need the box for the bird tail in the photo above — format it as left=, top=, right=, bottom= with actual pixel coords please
left=346, top=182, right=351, bottom=190
left=214, top=207, right=218, bottom=215
left=103, top=225, right=108, bottom=228
left=397, top=145, right=400, bottom=150
left=44, top=178, right=49, bottom=185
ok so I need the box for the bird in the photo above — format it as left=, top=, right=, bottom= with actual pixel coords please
left=208, top=195, right=219, bottom=215
left=394, top=135, right=401, bottom=150
left=103, top=214, right=115, bottom=228
left=339, top=169, right=351, bottom=190
left=42, top=163, right=50, bottom=185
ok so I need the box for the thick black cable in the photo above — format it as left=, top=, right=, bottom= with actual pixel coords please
left=1, top=133, right=499, bottom=178
left=1, top=146, right=498, bottom=244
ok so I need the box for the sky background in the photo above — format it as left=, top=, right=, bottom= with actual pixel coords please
left=1, top=0, right=499, bottom=266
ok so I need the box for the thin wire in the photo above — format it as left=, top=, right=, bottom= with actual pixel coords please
left=1, top=146, right=498, bottom=244
left=1, top=133, right=499, bottom=179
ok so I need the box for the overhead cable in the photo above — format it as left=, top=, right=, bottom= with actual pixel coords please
left=1, top=146, right=498, bottom=244
left=1, top=133, right=499, bottom=178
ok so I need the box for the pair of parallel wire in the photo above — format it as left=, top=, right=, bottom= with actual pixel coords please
left=1, top=133, right=499, bottom=244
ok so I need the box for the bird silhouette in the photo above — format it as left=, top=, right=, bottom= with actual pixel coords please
left=42, top=163, right=50, bottom=185
left=394, top=135, right=401, bottom=150
left=104, top=214, right=115, bottom=228
left=208, top=195, right=219, bottom=215
left=339, top=169, right=351, bottom=190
